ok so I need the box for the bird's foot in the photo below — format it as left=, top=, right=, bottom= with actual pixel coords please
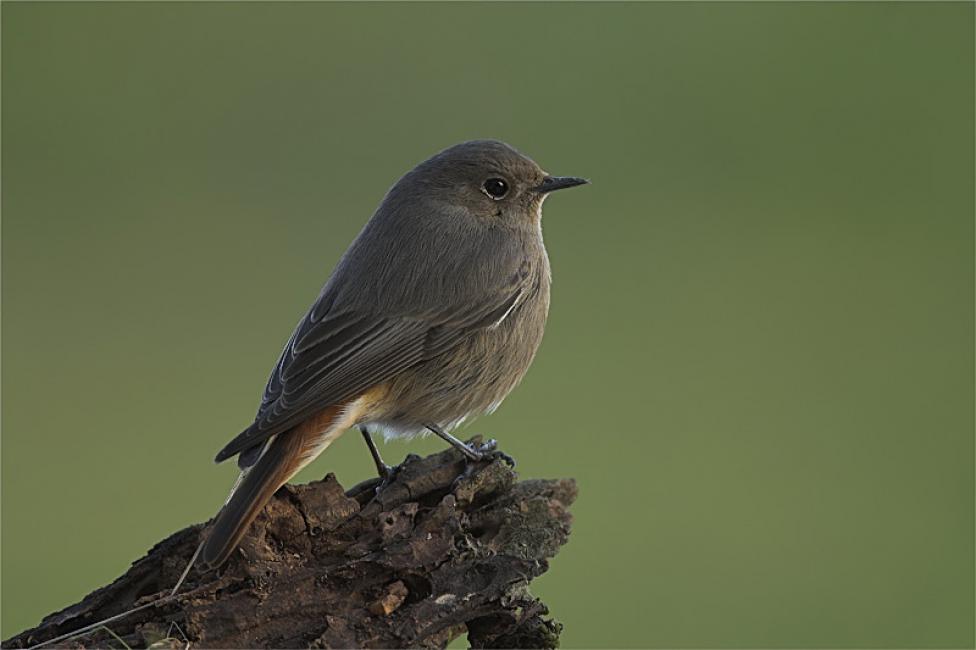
left=374, top=462, right=398, bottom=493
left=370, top=453, right=423, bottom=497
left=424, top=424, right=516, bottom=468
left=462, top=438, right=516, bottom=468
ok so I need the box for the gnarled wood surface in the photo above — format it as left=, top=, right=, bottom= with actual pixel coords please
left=3, top=441, right=576, bottom=649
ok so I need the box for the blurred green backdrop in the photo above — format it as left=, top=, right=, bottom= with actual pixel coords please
left=2, top=2, right=973, bottom=647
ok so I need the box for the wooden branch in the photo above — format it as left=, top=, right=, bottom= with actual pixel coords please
left=3, top=440, right=576, bottom=649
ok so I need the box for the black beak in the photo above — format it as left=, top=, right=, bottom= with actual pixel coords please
left=534, top=175, right=589, bottom=194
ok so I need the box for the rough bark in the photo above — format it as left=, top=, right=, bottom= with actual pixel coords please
left=3, top=440, right=576, bottom=649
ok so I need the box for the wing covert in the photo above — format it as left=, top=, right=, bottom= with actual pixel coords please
left=214, top=284, right=527, bottom=463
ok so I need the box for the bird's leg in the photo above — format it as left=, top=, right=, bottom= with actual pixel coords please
left=360, top=427, right=396, bottom=484
left=425, top=423, right=516, bottom=467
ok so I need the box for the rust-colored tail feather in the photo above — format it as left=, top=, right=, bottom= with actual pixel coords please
left=201, top=403, right=345, bottom=568
left=200, top=430, right=302, bottom=568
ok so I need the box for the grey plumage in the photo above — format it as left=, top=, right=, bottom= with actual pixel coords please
left=202, top=140, right=585, bottom=569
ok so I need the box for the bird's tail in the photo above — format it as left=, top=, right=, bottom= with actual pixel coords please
left=199, top=432, right=298, bottom=567
left=30, top=405, right=352, bottom=649
left=200, top=403, right=344, bottom=568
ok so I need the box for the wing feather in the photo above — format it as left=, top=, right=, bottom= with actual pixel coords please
left=214, top=286, right=523, bottom=463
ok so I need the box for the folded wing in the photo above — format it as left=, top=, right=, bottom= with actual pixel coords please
left=214, top=286, right=525, bottom=463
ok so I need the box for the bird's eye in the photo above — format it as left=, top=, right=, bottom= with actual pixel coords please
left=482, top=178, right=509, bottom=200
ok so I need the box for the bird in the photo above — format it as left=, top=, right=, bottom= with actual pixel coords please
left=199, top=140, right=587, bottom=568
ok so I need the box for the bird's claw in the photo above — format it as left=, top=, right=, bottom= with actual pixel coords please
left=465, top=439, right=516, bottom=468
left=474, top=438, right=498, bottom=453
left=373, top=463, right=400, bottom=495
left=490, top=450, right=517, bottom=468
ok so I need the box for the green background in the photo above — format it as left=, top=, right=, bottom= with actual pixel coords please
left=2, top=2, right=973, bottom=647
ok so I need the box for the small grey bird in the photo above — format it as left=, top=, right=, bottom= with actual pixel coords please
left=200, top=140, right=587, bottom=568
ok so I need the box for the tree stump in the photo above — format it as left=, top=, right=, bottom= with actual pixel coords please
left=3, top=441, right=576, bottom=649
